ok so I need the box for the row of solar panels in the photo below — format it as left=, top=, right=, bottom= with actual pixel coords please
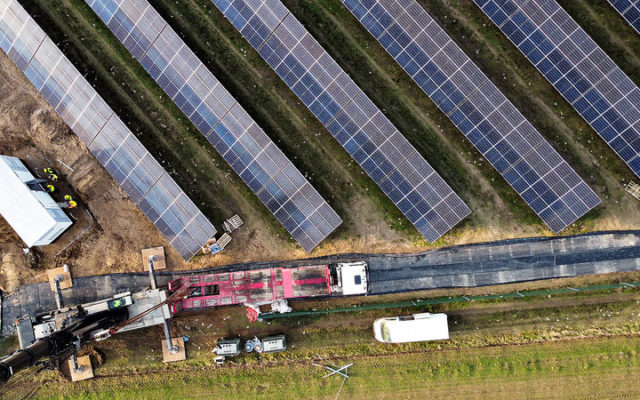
left=88, top=0, right=473, bottom=244
left=475, top=0, right=640, bottom=179
left=608, top=0, right=640, bottom=34
left=209, top=0, right=473, bottom=242
left=0, top=0, right=217, bottom=260
left=85, top=0, right=342, bottom=252
left=4, top=0, right=636, bottom=256
left=340, top=0, right=601, bottom=232
left=210, top=0, right=606, bottom=233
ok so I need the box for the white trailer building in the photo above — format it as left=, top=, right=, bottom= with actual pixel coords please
left=0, top=155, right=72, bottom=247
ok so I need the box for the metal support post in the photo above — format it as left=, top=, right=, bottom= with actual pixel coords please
left=54, top=276, right=64, bottom=309
left=71, top=338, right=83, bottom=373
left=163, top=320, right=178, bottom=354
left=147, top=255, right=157, bottom=290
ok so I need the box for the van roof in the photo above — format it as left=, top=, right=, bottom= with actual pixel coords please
left=380, top=313, right=449, bottom=343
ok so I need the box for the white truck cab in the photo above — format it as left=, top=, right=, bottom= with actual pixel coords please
left=332, top=261, right=368, bottom=296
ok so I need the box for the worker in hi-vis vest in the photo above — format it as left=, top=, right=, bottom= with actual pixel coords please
left=46, top=184, right=55, bottom=193
left=44, top=167, right=58, bottom=181
left=64, top=195, right=77, bottom=209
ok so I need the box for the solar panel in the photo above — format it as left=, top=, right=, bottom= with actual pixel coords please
left=85, top=0, right=342, bottom=252
left=0, top=0, right=217, bottom=260
left=340, top=0, right=600, bottom=233
left=607, top=0, right=640, bottom=34
left=475, top=0, right=640, bottom=179
left=211, top=0, right=471, bottom=243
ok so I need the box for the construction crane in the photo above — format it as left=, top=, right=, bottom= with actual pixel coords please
left=98, top=284, right=191, bottom=339
left=0, top=256, right=192, bottom=384
left=0, top=308, right=128, bottom=383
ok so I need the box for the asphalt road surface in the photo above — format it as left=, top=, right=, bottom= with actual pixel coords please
left=3, top=230, right=640, bottom=336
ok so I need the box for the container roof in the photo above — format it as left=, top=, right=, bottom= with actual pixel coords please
left=0, top=155, right=71, bottom=247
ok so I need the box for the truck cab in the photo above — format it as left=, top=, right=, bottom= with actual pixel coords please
left=331, top=262, right=369, bottom=296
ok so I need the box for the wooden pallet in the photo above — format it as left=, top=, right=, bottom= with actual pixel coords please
left=625, top=181, right=640, bottom=200
left=223, top=214, right=243, bottom=233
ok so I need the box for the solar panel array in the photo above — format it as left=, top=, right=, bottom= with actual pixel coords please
left=341, top=0, right=600, bottom=233
left=475, top=0, right=640, bottom=179
left=0, top=0, right=217, bottom=260
left=211, top=0, right=471, bottom=243
left=85, top=0, right=342, bottom=252
left=608, top=0, right=640, bottom=34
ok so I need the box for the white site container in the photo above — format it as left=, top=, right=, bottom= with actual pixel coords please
left=373, top=313, right=449, bottom=343
left=0, top=155, right=72, bottom=247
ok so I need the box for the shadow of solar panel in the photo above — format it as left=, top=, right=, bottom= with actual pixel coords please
left=474, top=0, right=640, bottom=179
left=85, top=0, right=342, bottom=252
left=607, top=0, right=640, bottom=34
left=0, top=0, right=216, bottom=260
left=341, top=0, right=600, bottom=233
left=211, top=0, right=471, bottom=242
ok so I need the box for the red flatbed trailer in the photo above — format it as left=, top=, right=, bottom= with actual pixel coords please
left=168, top=265, right=332, bottom=313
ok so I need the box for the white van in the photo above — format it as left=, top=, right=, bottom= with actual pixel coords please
left=373, top=313, right=449, bottom=343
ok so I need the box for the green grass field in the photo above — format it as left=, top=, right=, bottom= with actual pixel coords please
left=25, top=338, right=640, bottom=399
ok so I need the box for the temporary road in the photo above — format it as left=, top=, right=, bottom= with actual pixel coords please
left=3, top=230, right=640, bottom=335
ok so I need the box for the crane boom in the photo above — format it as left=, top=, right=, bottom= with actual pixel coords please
left=108, top=285, right=191, bottom=335
left=0, top=308, right=128, bottom=383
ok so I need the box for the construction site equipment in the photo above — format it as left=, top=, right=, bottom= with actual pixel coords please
left=313, top=360, right=352, bottom=399
left=0, top=308, right=128, bottom=383
left=222, top=214, right=243, bottom=233
left=214, top=338, right=242, bottom=357
left=243, top=337, right=262, bottom=353
left=201, top=234, right=232, bottom=255
left=245, top=300, right=292, bottom=322
left=314, top=362, right=353, bottom=379
left=625, top=181, right=640, bottom=200
left=141, top=247, right=166, bottom=270
left=167, top=262, right=369, bottom=315
left=261, top=335, right=286, bottom=354
left=107, top=283, right=190, bottom=337
left=47, top=265, right=72, bottom=292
